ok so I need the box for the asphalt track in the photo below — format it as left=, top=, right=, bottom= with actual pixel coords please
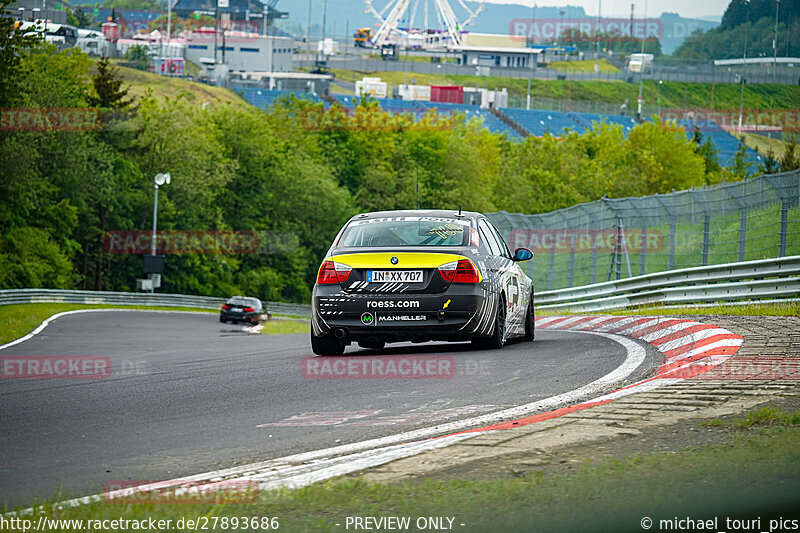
left=0, top=311, right=661, bottom=507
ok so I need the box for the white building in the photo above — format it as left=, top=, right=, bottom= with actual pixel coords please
left=451, top=33, right=541, bottom=69
left=185, top=28, right=293, bottom=74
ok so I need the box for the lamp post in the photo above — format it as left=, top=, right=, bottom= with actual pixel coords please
left=657, top=80, right=662, bottom=117
left=152, top=173, right=170, bottom=256
left=773, top=0, right=780, bottom=82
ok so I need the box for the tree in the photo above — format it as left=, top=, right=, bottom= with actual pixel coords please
left=780, top=139, right=800, bottom=172
left=758, top=147, right=779, bottom=175
left=0, top=0, right=42, bottom=108
left=86, top=56, right=131, bottom=109
left=124, top=45, right=150, bottom=71
left=698, top=137, right=722, bottom=177
left=728, top=139, right=754, bottom=179
left=68, top=8, right=94, bottom=29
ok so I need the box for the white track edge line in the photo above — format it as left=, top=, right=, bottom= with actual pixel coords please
left=0, top=309, right=216, bottom=352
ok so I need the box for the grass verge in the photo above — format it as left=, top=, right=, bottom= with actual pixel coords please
left=537, top=301, right=799, bottom=317
left=738, top=131, right=789, bottom=160
left=260, top=319, right=310, bottom=335
left=5, top=408, right=799, bottom=532
left=548, top=59, right=619, bottom=74
left=107, top=61, right=250, bottom=110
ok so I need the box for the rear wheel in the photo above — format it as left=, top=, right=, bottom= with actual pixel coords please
left=311, top=331, right=345, bottom=356
left=523, top=292, right=535, bottom=342
left=473, top=295, right=506, bottom=350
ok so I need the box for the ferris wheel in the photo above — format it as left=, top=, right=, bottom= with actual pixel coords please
left=364, top=0, right=486, bottom=47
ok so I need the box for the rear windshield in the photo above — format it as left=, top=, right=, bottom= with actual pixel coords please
left=227, top=297, right=255, bottom=305
left=339, top=217, right=469, bottom=247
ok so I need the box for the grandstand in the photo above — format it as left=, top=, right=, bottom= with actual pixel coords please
left=230, top=86, right=324, bottom=110
left=231, top=86, right=763, bottom=169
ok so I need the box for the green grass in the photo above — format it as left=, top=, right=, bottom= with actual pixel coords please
left=739, top=132, right=789, bottom=160
left=108, top=62, right=250, bottom=110
left=734, top=406, right=800, bottom=428
left=6, top=408, right=800, bottom=532
left=260, top=319, right=310, bottom=335
left=548, top=59, right=619, bottom=74
left=0, top=303, right=217, bottom=346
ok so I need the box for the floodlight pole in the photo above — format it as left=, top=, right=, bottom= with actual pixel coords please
left=152, top=173, right=170, bottom=256
left=773, top=0, right=780, bottom=82
left=152, top=183, right=160, bottom=256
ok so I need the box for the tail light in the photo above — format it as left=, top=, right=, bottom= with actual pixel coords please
left=221, top=304, right=230, bottom=310
left=243, top=307, right=255, bottom=312
left=438, top=259, right=480, bottom=283
left=317, top=260, right=352, bottom=284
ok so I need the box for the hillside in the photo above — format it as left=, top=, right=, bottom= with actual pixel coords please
left=109, top=62, right=251, bottom=109
left=329, top=69, right=800, bottom=111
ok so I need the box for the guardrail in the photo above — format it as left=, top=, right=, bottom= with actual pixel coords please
left=0, top=289, right=312, bottom=318
left=2, top=257, right=796, bottom=318
left=534, top=256, right=800, bottom=312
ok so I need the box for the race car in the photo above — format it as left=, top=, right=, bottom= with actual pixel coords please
left=220, top=296, right=264, bottom=325
left=310, top=210, right=534, bottom=355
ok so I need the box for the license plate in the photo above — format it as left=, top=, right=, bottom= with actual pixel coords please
left=231, top=307, right=242, bottom=312
left=367, top=270, right=423, bottom=283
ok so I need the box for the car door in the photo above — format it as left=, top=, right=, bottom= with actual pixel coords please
left=477, top=219, right=515, bottom=334
left=486, top=220, right=529, bottom=336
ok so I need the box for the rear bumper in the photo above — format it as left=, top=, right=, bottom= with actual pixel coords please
left=312, top=285, right=495, bottom=343
left=220, top=311, right=259, bottom=323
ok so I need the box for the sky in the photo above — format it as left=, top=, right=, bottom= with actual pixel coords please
left=483, top=0, right=730, bottom=20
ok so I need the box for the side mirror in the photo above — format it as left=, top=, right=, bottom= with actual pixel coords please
left=513, top=248, right=533, bottom=262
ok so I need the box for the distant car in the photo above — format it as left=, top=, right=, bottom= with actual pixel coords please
left=311, top=209, right=534, bottom=355
left=220, top=296, right=264, bottom=325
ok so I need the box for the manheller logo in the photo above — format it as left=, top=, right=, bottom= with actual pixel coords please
left=361, top=312, right=374, bottom=325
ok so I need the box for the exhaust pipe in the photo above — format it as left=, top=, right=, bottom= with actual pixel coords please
left=333, top=328, right=347, bottom=339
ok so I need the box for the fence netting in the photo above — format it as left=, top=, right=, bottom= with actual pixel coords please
left=488, top=170, right=800, bottom=291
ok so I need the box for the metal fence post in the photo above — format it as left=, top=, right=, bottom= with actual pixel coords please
left=739, top=208, right=748, bottom=262
left=780, top=201, right=789, bottom=257
left=640, top=225, right=648, bottom=276
left=568, top=231, right=576, bottom=287
left=669, top=217, right=677, bottom=270
left=702, top=214, right=711, bottom=266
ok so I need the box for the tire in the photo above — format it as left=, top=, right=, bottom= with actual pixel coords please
left=473, top=295, right=506, bottom=350
left=219, top=316, right=226, bottom=323
left=311, top=331, right=345, bottom=356
left=523, top=291, right=535, bottom=342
